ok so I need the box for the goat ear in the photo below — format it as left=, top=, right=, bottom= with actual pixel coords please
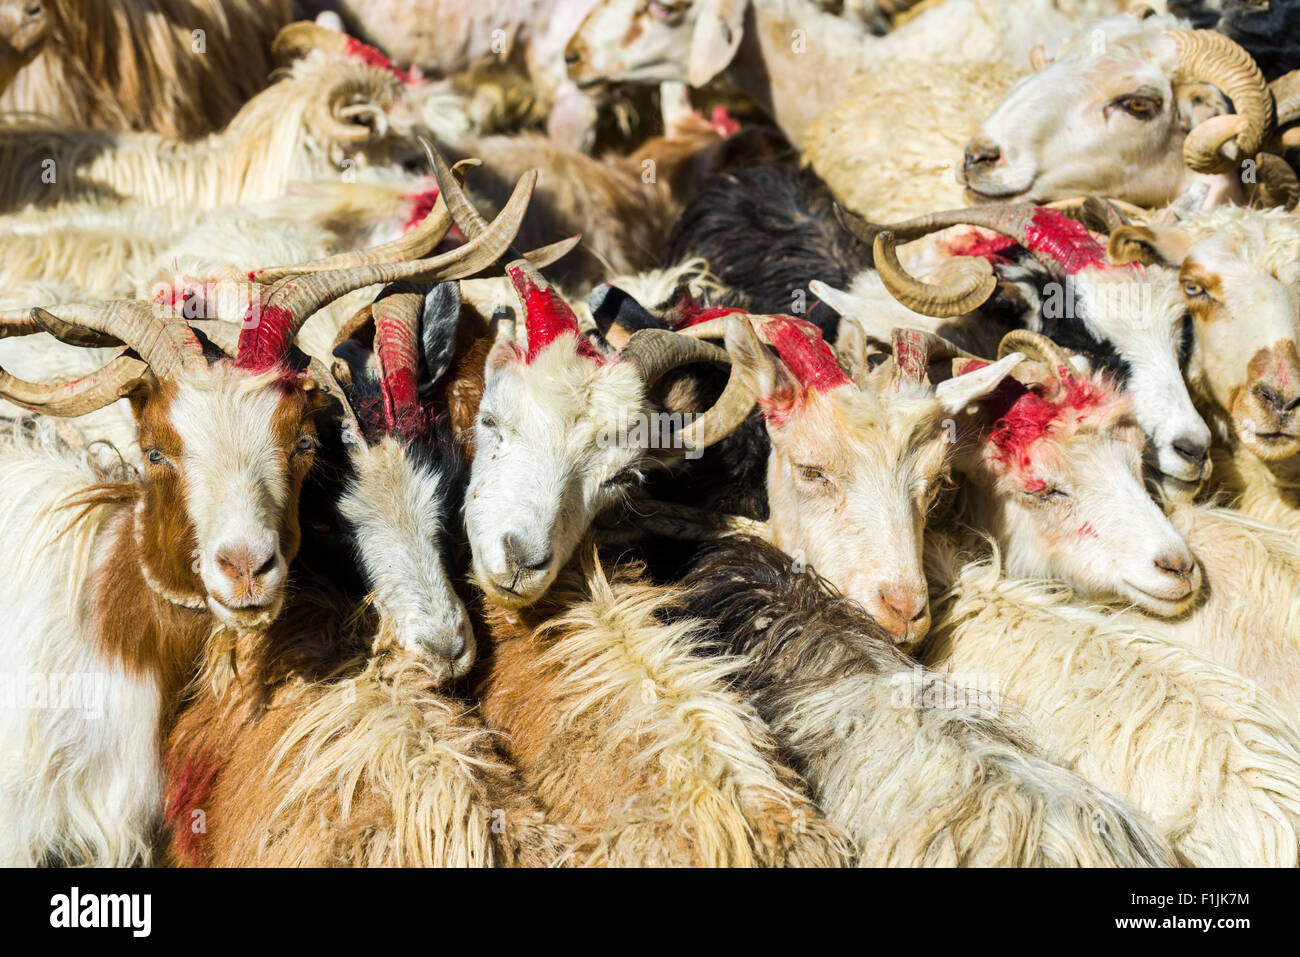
left=419, top=281, right=461, bottom=395
left=589, top=282, right=658, bottom=349
left=1108, top=225, right=1191, bottom=267
left=688, top=0, right=747, bottom=87
left=484, top=306, right=522, bottom=371
left=834, top=315, right=869, bottom=380
left=724, top=315, right=801, bottom=421
left=935, top=352, right=1024, bottom=416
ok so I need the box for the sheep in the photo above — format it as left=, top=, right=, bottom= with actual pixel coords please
left=564, top=0, right=1129, bottom=149
left=0, top=45, right=423, bottom=214
left=161, top=282, right=566, bottom=867
left=668, top=537, right=1175, bottom=866
left=958, top=14, right=1280, bottom=211
left=0, top=184, right=528, bottom=866
left=0, top=0, right=292, bottom=139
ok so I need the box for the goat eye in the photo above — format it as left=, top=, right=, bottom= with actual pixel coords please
left=648, top=0, right=687, bottom=21
left=293, top=434, right=317, bottom=456
left=1027, top=485, right=1068, bottom=502
left=479, top=413, right=500, bottom=433
left=1181, top=279, right=1207, bottom=299
left=796, top=464, right=828, bottom=484
left=1114, top=95, right=1160, bottom=118
left=145, top=448, right=168, bottom=467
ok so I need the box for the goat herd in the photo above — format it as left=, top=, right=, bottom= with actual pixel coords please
left=2, top=0, right=1300, bottom=869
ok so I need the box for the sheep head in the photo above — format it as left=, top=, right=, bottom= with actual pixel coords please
left=962, top=16, right=1271, bottom=208
left=685, top=313, right=1021, bottom=647
left=954, top=329, right=1200, bottom=617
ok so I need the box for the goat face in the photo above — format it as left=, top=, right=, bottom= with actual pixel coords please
left=963, top=17, right=1231, bottom=208
left=466, top=335, right=647, bottom=607
left=0, top=0, right=50, bottom=90
left=132, top=365, right=322, bottom=630
left=1067, top=268, right=1212, bottom=490
left=1180, top=234, right=1300, bottom=463
left=962, top=370, right=1200, bottom=616
left=566, top=0, right=744, bottom=89
left=729, top=318, right=1019, bottom=647
left=338, top=436, right=474, bottom=682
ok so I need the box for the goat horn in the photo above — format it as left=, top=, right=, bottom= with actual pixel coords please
left=371, top=283, right=426, bottom=434
left=311, top=74, right=388, bottom=146
left=187, top=319, right=244, bottom=358
left=997, top=329, right=1076, bottom=377
left=33, top=303, right=206, bottom=378
left=1272, top=69, right=1300, bottom=126
left=874, top=230, right=998, bottom=317
left=237, top=169, right=534, bottom=371
left=1251, top=152, right=1300, bottom=211
left=273, top=21, right=351, bottom=60
left=1168, top=29, right=1271, bottom=174
left=0, top=352, right=149, bottom=417
left=621, top=323, right=757, bottom=457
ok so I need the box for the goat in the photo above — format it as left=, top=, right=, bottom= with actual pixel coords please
left=0, top=164, right=530, bottom=866
left=669, top=537, right=1175, bottom=866
left=0, top=45, right=423, bottom=214
left=0, top=0, right=292, bottom=139
left=162, top=279, right=566, bottom=867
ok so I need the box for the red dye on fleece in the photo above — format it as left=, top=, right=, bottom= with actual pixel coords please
left=985, top=370, right=1115, bottom=477
left=235, top=302, right=296, bottom=372
left=708, top=106, right=740, bottom=138
left=164, top=748, right=223, bottom=868
left=1077, top=521, right=1099, bottom=539
left=508, top=263, right=605, bottom=364
left=1023, top=207, right=1110, bottom=275
left=344, top=35, right=419, bottom=84
left=759, top=315, right=851, bottom=393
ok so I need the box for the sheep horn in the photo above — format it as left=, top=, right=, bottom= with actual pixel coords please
left=0, top=352, right=149, bottom=417
left=311, top=74, right=389, bottom=146
left=0, top=313, right=43, bottom=339
left=873, top=230, right=998, bottom=317
left=236, top=169, right=534, bottom=371
left=32, top=303, right=206, bottom=378
left=1167, top=29, right=1271, bottom=174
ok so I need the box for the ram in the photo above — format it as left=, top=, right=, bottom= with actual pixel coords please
left=0, top=0, right=292, bottom=139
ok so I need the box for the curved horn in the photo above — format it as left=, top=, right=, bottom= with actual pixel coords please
left=0, top=353, right=149, bottom=417
left=310, top=73, right=390, bottom=145
left=1252, top=152, right=1300, bottom=211
left=621, top=324, right=757, bottom=456
left=273, top=21, right=351, bottom=61
left=1168, top=29, right=1271, bottom=174
left=997, top=328, right=1076, bottom=377
left=33, top=304, right=205, bottom=378
left=873, top=231, right=998, bottom=317
left=236, top=169, right=534, bottom=371
left=1271, top=69, right=1300, bottom=129
left=371, top=283, right=426, bottom=434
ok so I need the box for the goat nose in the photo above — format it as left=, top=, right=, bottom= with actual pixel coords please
left=501, top=534, right=553, bottom=573
left=1153, top=553, right=1196, bottom=582
left=1253, top=382, right=1300, bottom=413
left=1171, top=436, right=1208, bottom=467
left=879, top=586, right=928, bottom=626
left=963, top=134, right=1002, bottom=172
left=215, top=545, right=277, bottom=584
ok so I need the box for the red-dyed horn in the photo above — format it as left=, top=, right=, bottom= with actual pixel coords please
left=1020, top=207, right=1110, bottom=275
left=372, top=287, right=426, bottom=437
left=891, top=328, right=933, bottom=383
left=758, top=316, right=851, bottom=392
left=234, top=292, right=297, bottom=373
left=506, top=261, right=586, bottom=363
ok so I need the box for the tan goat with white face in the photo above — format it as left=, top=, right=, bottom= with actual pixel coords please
left=685, top=313, right=1021, bottom=645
